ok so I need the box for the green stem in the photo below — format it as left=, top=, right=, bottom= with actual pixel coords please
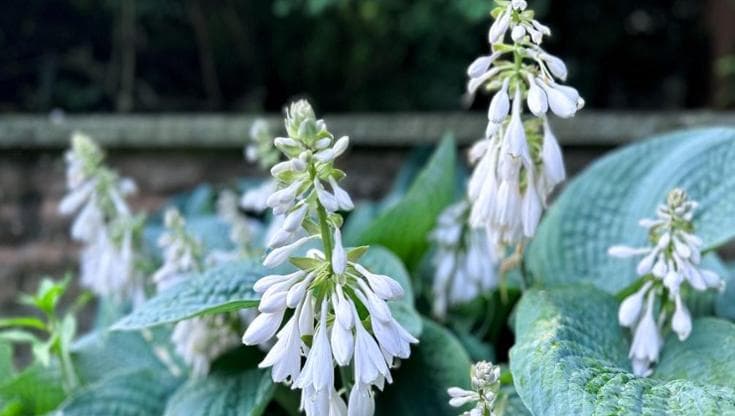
left=317, top=203, right=333, bottom=262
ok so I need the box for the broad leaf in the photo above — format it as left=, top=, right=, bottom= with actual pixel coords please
left=356, top=136, right=456, bottom=268
left=0, top=363, right=64, bottom=415
left=358, top=246, right=423, bottom=337
left=72, top=329, right=171, bottom=385
left=375, top=318, right=471, bottom=415
left=510, top=286, right=735, bottom=415
left=528, top=128, right=735, bottom=294
left=55, top=369, right=180, bottom=416
left=113, top=260, right=263, bottom=331
left=163, top=368, right=273, bottom=416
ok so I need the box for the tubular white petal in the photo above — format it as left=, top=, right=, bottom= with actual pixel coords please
left=488, top=8, right=510, bottom=44
left=488, top=79, right=510, bottom=123
left=329, top=176, right=354, bottom=211
left=541, top=53, right=568, bottom=80
left=348, top=384, right=374, bottom=416
left=283, top=204, right=309, bottom=232
left=314, top=179, right=339, bottom=212
left=618, top=281, right=651, bottom=327
left=672, top=294, right=692, bottom=341
left=242, top=309, right=285, bottom=345
left=263, top=235, right=318, bottom=268
left=541, top=120, right=566, bottom=185
left=526, top=77, right=548, bottom=117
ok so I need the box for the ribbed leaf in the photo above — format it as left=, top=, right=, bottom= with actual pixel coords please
left=55, top=369, right=180, bottom=416
left=359, top=246, right=423, bottom=337
left=375, top=318, right=470, bottom=415
left=72, top=330, right=170, bottom=385
left=510, top=286, right=735, bottom=415
left=163, top=368, right=273, bottom=416
left=113, top=260, right=262, bottom=330
left=357, top=136, right=456, bottom=268
left=528, top=128, right=735, bottom=294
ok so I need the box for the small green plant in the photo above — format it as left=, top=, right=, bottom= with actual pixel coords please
left=0, top=276, right=89, bottom=392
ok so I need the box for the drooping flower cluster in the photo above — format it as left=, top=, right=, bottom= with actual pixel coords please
left=153, top=208, right=241, bottom=377
left=59, top=132, right=144, bottom=303
left=245, top=119, right=281, bottom=172
left=609, top=188, right=724, bottom=377
left=448, top=361, right=502, bottom=416
left=242, top=100, right=417, bottom=415
left=154, top=209, right=204, bottom=291
left=242, top=119, right=280, bottom=213
left=430, top=201, right=499, bottom=319
left=466, top=0, right=583, bottom=248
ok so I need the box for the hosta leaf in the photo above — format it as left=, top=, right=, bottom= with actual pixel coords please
left=528, top=128, right=735, bottom=294
left=510, top=286, right=735, bottom=415
left=55, top=369, right=180, bottom=416
left=163, top=368, right=273, bottom=416
left=72, top=329, right=171, bottom=385
left=358, top=245, right=423, bottom=337
left=375, top=318, right=471, bottom=415
left=356, top=135, right=456, bottom=268
left=113, top=260, right=263, bottom=330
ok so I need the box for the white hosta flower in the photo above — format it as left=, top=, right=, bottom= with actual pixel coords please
left=466, top=2, right=582, bottom=249
left=153, top=209, right=203, bottom=291
left=60, top=132, right=143, bottom=301
left=172, top=315, right=240, bottom=377
left=245, top=100, right=415, bottom=416
left=610, top=188, right=723, bottom=377
left=629, top=291, right=662, bottom=377
left=430, top=202, right=499, bottom=319
left=244, top=249, right=417, bottom=416
left=245, top=119, right=280, bottom=171
left=448, top=361, right=501, bottom=416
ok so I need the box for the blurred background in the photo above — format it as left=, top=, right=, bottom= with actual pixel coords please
left=1, top=0, right=734, bottom=112
left=2, top=0, right=735, bottom=316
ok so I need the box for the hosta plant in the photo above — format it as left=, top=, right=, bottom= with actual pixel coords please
left=1, top=2, right=735, bottom=416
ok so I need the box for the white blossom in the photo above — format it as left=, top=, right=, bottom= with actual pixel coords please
left=610, top=188, right=723, bottom=377
left=172, top=315, right=240, bottom=377
left=243, top=100, right=416, bottom=416
left=430, top=202, right=499, bottom=319
left=448, top=361, right=501, bottom=416
left=465, top=2, right=582, bottom=248
left=59, top=132, right=143, bottom=302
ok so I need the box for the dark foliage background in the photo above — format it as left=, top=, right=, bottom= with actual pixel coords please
left=0, top=0, right=731, bottom=113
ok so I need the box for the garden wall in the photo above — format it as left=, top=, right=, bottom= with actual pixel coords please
left=1, top=111, right=734, bottom=317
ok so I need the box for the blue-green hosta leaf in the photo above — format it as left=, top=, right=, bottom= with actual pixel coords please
left=72, top=330, right=171, bottom=385
left=510, top=286, right=735, bottom=415
left=357, top=136, right=456, bottom=268
left=528, top=128, right=735, bottom=294
left=163, top=368, right=274, bottom=416
left=375, top=318, right=471, bottom=415
left=113, top=260, right=263, bottom=331
left=55, top=369, right=181, bottom=416
left=358, top=246, right=423, bottom=338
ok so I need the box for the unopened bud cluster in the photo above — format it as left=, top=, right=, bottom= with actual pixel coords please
left=466, top=0, right=583, bottom=247
left=609, top=188, right=724, bottom=377
left=448, top=361, right=502, bottom=416
left=430, top=201, right=499, bottom=319
left=242, top=100, right=416, bottom=416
